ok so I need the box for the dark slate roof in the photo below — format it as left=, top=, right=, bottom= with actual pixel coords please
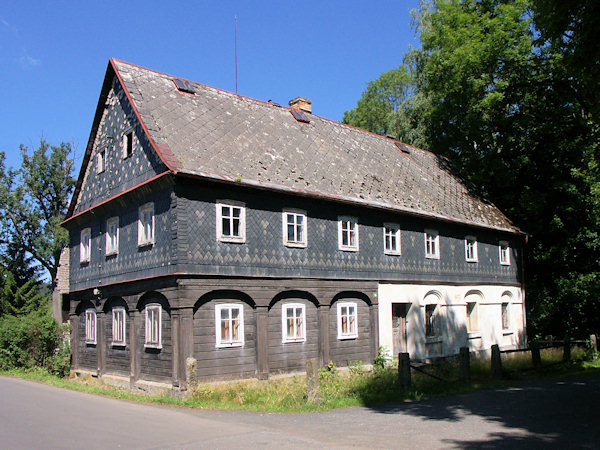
left=90, top=59, right=520, bottom=233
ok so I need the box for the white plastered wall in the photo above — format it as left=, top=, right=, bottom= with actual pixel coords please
left=378, top=283, right=526, bottom=360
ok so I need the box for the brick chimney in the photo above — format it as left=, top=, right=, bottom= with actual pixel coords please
left=288, top=97, right=312, bottom=114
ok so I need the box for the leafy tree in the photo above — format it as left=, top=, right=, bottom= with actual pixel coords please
left=0, top=239, right=39, bottom=288
left=343, top=65, right=430, bottom=149
left=345, top=0, right=600, bottom=337
left=0, top=140, right=75, bottom=287
left=0, top=272, right=46, bottom=316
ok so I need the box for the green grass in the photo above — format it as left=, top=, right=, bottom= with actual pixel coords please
left=2, top=347, right=599, bottom=413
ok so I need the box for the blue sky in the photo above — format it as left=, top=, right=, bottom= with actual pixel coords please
left=0, top=0, right=420, bottom=170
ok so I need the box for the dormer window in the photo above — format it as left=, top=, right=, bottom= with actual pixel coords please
left=173, top=78, right=195, bottom=94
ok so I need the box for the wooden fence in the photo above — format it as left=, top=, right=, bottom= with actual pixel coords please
left=397, top=334, right=598, bottom=391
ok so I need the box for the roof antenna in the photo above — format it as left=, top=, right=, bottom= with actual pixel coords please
left=234, top=15, right=238, bottom=94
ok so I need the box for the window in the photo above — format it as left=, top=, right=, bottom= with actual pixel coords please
left=138, top=203, right=154, bottom=246
left=96, top=149, right=106, bottom=173
left=337, top=302, right=358, bottom=339
left=282, top=303, right=306, bottom=343
left=216, top=202, right=246, bottom=243
left=425, top=230, right=440, bottom=259
left=499, top=241, right=511, bottom=265
left=282, top=210, right=307, bottom=247
left=383, top=224, right=401, bottom=255
left=106, top=217, right=119, bottom=256
left=425, top=304, right=439, bottom=337
left=215, top=304, right=244, bottom=347
left=338, top=217, right=359, bottom=251
left=290, top=109, right=310, bottom=123
left=80, top=228, right=91, bottom=263
left=173, top=78, right=195, bottom=94
left=85, top=309, right=96, bottom=344
left=112, top=307, right=126, bottom=346
left=145, top=305, right=161, bottom=348
left=466, top=302, right=479, bottom=332
left=501, top=302, right=510, bottom=330
left=122, top=131, right=133, bottom=158
left=465, top=236, right=478, bottom=262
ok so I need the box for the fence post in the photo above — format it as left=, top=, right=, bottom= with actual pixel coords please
left=531, top=341, right=541, bottom=370
left=563, top=337, right=571, bottom=362
left=398, top=353, right=411, bottom=391
left=590, top=334, right=598, bottom=353
left=306, top=358, right=320, bottom=405
left=491, top=344, right=502, bottom=379
left=459, top=347, right=470, bottom=383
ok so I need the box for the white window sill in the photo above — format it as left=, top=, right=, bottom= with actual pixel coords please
left=284, top=241, right=307, bottom=248
left=111, top=342, right=126, bottom=348
left=338, top=334, right=358, bottom=340
left=217, top=236, right=246, bottom=244
left=500, top=262, right=511, bottom=266
left=425, top=255, right=440, bottom=260
left=502, top=330, right=514, bottom=336
left=105, top=251, right=118, bottom=257
left=144, top=343, right=162, bottom=350
left=138, top=241, right=154, bottom=248
left=339, top=246, right=358, bottom=252
left=80, top=260, right=90, bottom=265
left=85, top=341, right=96, bottom=346
left=425, top=336, right=442, bottom=344
left=468, top=332, right=481, bottom=339
left=384, top=250, right=402, bottom=256
left=282, top=338, right=306, bottom=344
left=216, top=342, right=244, bottom=348
left=466, top=259, right=478, bottom=263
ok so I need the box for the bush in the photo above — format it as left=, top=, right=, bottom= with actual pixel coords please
left=0, top=308, right=70, bottom=376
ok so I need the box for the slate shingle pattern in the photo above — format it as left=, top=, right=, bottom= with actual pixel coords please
left=114, top=60, right=519, bottom=233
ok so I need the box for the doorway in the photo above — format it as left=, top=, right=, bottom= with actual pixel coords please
left=392, top=303, right=409, bottom=356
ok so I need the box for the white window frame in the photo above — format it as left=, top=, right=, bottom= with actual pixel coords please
left=85, top=309, right=97, bottom=344
left=338, top=216, right=359, bottom=252
left=96, top=148, right=106, bottom=174
left=424, top=229, right=440, bottom=259
left=122, top=130, right=133, bottom=159
left=425, top=303, right=439, bottom=338
left=281, top=303, right=306, bottom=343
left=466, top=301, right=479, bottom=333
left=106, top=216, right=119, bottom=256
left=80, top=228, right=91, bottom=263
left=383, top=223, right=401, bottom=255
left=282, top=210, right=307, bottom=248
left=216, top=202, right=246, bottom=243
left=144, top=304, right=162, bottom=349
left=337, top=301, right=358, bottom=339
left=112, top=307, right=126, bottom=346
left=501, top=301, right=511, bottom=330
left=215, top=304, right=244, bottom=347
left=499, top=241, right=511, bottom=265
left=465, top=236, right=478, bottom=262
left=138, top=202, right=154, bottom=247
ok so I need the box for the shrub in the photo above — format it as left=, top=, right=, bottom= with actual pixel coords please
left=0, top=308, right=69, bottom=375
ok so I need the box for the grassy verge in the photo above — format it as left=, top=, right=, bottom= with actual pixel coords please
left=2, top=347, right=599, bottom=413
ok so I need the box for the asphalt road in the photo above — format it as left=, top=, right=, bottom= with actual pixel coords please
left=1, top=372, right=599, bottom=449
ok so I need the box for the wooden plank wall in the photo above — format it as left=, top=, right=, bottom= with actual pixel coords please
left=268, top=299, right=319, bottom=373
left=193, top=301, right=257, bottom=381
left=137, top=306, right=172, bottom=382
left=103, top=309, right=131, bottom=376
left=328, top=299, right=372, bottom=366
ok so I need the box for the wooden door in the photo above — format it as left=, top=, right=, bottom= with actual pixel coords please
left=392, top=303, right=408, bottom=356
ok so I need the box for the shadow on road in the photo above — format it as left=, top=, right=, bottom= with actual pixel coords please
left=366, top=372, right=600, bottom=448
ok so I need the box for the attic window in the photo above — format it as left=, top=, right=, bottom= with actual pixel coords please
left=290, top=109, right=310, bottom=124
left=173, top=78, right=195, bottom=94
left=394, top=142, right=411, bottom=154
